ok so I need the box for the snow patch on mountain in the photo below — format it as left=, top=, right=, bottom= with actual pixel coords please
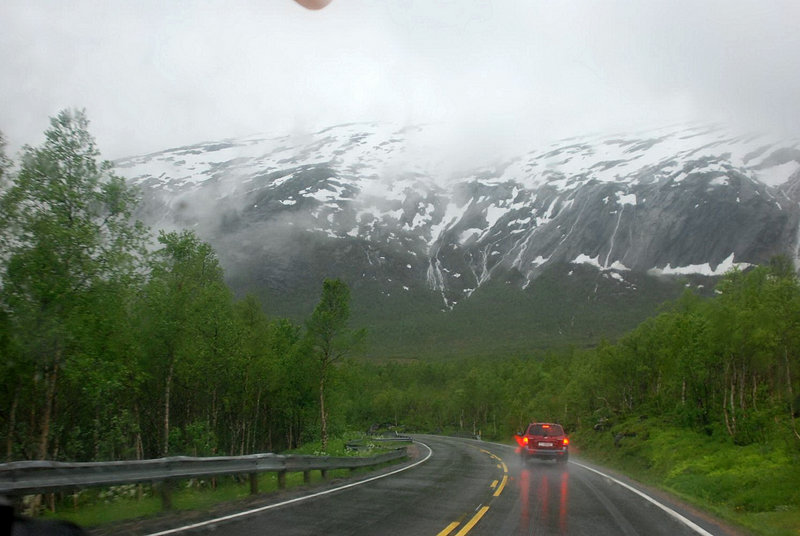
left=117, top=122, right=800, bottom=309
left=647, top=253, right=750, bottom=277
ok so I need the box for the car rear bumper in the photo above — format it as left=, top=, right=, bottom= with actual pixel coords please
left=523, top=447, right=568, bottom=459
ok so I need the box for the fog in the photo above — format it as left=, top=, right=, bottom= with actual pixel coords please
left=2, top=0, right=799, bottom=162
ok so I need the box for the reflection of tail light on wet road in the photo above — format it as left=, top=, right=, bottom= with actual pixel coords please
left=517, top=467, right=570, bottom=535
left=559, top=470, right=569, bottom=532
left=519, top=468, right=530, bottom=528
left=539, top=470, right=550, bottom=525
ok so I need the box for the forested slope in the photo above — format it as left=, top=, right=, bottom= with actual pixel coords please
left=2, top=111, right=799, bottom=463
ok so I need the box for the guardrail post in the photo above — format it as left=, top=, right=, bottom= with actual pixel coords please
left=277, top=470, right=286, bottom=489
left=249, top=473, right=258, bottom=495
left=320, top=469, right=328, bottom=480
left=160, top=479, right=173, bottom=511
left=303, top=470, right=310, bottom=484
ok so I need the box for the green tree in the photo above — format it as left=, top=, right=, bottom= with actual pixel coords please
left=141, top=230, right=231, bottom=456
left=306, top=279, right=365, bottom=451
left=0, top=109, right=146, bottom=460
left=269, top=318, right=315, bottom=450
left=0, top=132, right=11, bottom=188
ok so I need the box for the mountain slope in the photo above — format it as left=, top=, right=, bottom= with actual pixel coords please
left=116, top=123, right=800, bottom=357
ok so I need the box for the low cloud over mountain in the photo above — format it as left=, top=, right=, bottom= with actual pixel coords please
left=116, top=123, right=800, bottom=354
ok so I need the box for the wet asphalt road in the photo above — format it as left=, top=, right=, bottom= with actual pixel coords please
left=165, top=435, right=739, bottom=536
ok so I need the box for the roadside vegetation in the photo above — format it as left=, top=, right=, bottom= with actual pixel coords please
left=0, top=111, right=363, bottom=465
left=572, top=419, right=800, bottom=536
left=39, top=433, right=403, bottom=529
left=1, top=112, right=798, bottom=533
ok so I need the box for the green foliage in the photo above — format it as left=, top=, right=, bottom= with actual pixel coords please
left=3, top=111, right=799, bottom=535
left=0, top=109, right=148, bottom=460
left=343, top=264, right=686, bottom=359
left=307, top=278, right=366, bottom=366
left=322, top=260, right=800, bottom=534
left=571, top=416, right=800, bottom=536
left=0, top=111, right=318, bottom=462
left=307, top=278, right=366, bottom=451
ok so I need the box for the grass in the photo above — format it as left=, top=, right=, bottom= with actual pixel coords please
left=43, top=492, right=163, bottom=527
left=572, top=416, right=800, bottom=536
left=41, top=471, right=344, bottom=528
left=39, top=435, right=407, bottom=529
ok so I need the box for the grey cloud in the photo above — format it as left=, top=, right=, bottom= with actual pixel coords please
left=1, top=0, right=799, bottom=163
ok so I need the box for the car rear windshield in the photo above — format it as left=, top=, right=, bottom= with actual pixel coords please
left=527, top=424, right=564, bottom=437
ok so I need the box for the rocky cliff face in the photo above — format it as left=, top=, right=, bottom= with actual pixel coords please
left=115, top=123, right=800, bottom=354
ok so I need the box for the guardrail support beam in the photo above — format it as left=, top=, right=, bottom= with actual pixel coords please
left=0, top=447, right=408, bottom=499
left=277, top=470, right=286, bottom=489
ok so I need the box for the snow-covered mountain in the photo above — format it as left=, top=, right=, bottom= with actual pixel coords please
left=116, top=122, right=800, bottom=318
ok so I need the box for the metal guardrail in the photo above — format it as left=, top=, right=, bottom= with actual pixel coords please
left=0, top=448, right=408, bottom=506
left=346, top=435, right=412, bottom=451
left=373, top=435, right=412, bottom=442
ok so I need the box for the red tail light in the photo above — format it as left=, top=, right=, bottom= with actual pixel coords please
left=523, top=436, right=529, bottom=445
left=562, top=438, right=569, bottom=446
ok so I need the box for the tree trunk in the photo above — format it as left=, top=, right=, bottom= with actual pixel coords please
left=681, top=378, right=686, bottom=406
left=252, top=388, right=261, bottom=453
left=722, top=392, right=734, bottom=436
left=723, top=362, right=734, bottom=436
left=723, top=360, right=737, bottom=436
left=38, top=360, right=59, bottom=460
left=785, top=348, right=800, bottom=441
left=134, top=403, right=144, bottom=460
left=320, top=374, right=328, bottom=452
left=730, top=374, right=736, bottom=432
left=93, top=409, right=100, bottom=460
left=30, top=373, right=39, bottom=455
left=738, top=364, right=745, bottom=410
left=163, top=360, right=174, bottom=457
left=6, top=387, right=19, bottom=460
left=211, top=387, right=218, bottom=449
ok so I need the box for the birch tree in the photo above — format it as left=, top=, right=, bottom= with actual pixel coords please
left=306, top=279, right=364, bottom=451
left=0, top=110, right=146, bottom=460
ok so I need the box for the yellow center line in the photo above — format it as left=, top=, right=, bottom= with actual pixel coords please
left=436, top=521, right=462, bottom=536
left=454, top=506, right=490, bottom=536
left=493, top=475, right=508, bottom=497
left=481, top=449, right=502, bottom=462
left=436, top=448, right=508, bottom=535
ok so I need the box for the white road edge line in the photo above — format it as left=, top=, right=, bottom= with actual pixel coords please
left=436, top=437, right=715, bottom=536
left=570, top=461, right=714, bottom=536
left=144, top=441, right=434, bottom=536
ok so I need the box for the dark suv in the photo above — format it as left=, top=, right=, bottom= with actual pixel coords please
left=520, top=422, right=569, bottom=463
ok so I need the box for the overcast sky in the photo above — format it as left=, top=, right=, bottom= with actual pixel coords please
left=2, top=0, right=799, bottom=161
